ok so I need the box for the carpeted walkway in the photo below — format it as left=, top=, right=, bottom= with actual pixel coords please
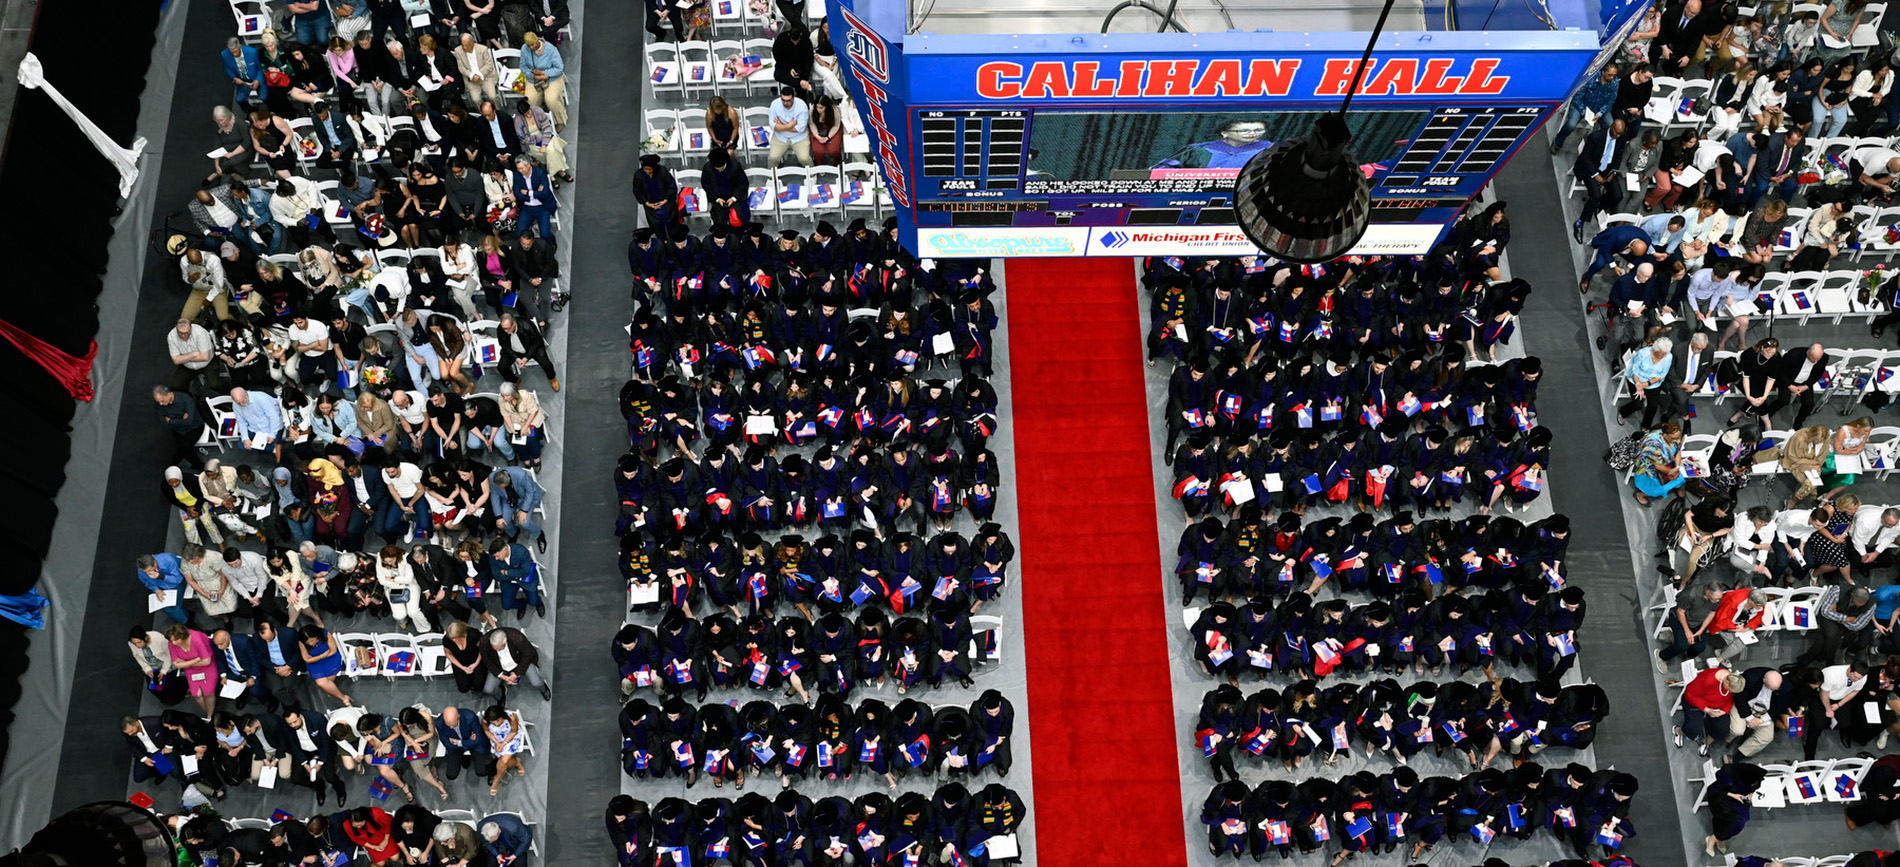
left=1005, top=257, right=1187, bottom=867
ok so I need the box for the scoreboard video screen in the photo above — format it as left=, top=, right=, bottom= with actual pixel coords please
left=827, top=0, right=1637, bottom=257
left=909, top=106, right=1544, bottom=235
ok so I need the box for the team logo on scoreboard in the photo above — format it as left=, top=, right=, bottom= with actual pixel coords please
left=839, top=7, right=888, bottom=83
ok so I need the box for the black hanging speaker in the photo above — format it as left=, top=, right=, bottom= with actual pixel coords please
left=1232, top=113, right=1370, bottom=264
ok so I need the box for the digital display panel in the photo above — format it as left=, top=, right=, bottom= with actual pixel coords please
left=904, top=104, right=1548, bottom=257
left=1022, top=110, right=1429, bottom=188
left=826, top=0, right=1619, bottom=256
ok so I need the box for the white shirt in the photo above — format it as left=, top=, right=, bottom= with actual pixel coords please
left=205, top=198, right=240, bottom=229
left=1773, top=509, right=1822, bottom=543
left=1851, top=505, right=1900, bottom=552
left=288, top=320, right=331, bottom=357
left=384, top=462, right=423, bottom=498
left=1821, top=663, right=1869, bottom=701
left=1731, top=515, right=1773, bottom=551
left=391, top=392, right=427, bottom=426
left=1854, top=146, right=1900, bottom=177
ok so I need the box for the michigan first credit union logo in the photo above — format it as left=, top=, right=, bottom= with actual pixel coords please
left=1098, top=230, right=1130, bottom=249
left=840, top=7, right=888, bottom=83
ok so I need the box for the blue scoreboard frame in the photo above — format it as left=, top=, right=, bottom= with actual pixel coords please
left=827, top=0, right=1645, bottom=258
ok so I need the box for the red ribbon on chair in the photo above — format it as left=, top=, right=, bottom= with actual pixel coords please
left=0, top=318, right=96, bottom=401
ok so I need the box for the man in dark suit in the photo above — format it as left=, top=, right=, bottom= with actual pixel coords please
left=253, top=620, right=305, bottom=711
left=121, top=714, right=178, bottom=784
left=1778, top=342, right=1833, bottom=427
left=281, top=706, right=349, bottom=806
left=211, top=628, right=273, bottom=710
left=1581, top=223, right=1655, bottom=294
left=343, top=457, right=395, bottom=548
left=1606, top=261, right=1666, bottom=359
left=1751, top=129, right=1808, bottom=207
left=1573, top=117, right=1629, bottom=243
left=476, top=99, right=522, bottom=164
left=1659, top=331, right=1714, bottom=427
left=435, top=705, right=497, bottom=782
left=1654, top=0, right=1713, bottom=71
left=496, top=313, right=559, bottom=393
left=308, top=100, right=357, bottom=170
left=241, top=711, right=299, bottom=788
left=509, top=231, right=559, bottom=326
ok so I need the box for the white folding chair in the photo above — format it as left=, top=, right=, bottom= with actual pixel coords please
left=711, top=0, right=745, bottom=34
left=742, top=38, right=777, bottom=93
left=1854, top=3, right=1888, bottom=46
left=644, top=43, right=682, bottom=96
left=1775, top=208, right=1812, bottom=257
left=679, top=116, right=715, bottom=162
left=643, top=108, right=682, bottom=159
left=481, top=811, right=541, bottom=855
left=468, top=319, right=503, bottom=368
left=377, top=633, right=421, bottom=680
left=231, top=817, right=273, bottom=830
left=203, top=395, right=241, bottom=448
left=775, top=167, right=811, bottom=217
left=807, top=164, right=843, bottom=218
left=1784, top=760, right=1832, bottom=804
left=742, top=106, right=774, bottom=158
left=745, top=167, right=778, bottom=219
left=712, top=39, right=747, bottom=93
left=675, top=169, right=711, bottom=224
left=680, top=40, right=717, bottom=98
left=1811, top=270, right=1860, bottom=322
left=841, top=161, right=879, bottom=219
left=1858, top=205, right=1900, bottom=263
left=230, top=0, right=271, bottom=41
left=414, top=632, right=450, bottom=679
left=492, top=48, right=525, bottom=96
left=337, top=632, right=381, bottom=678
left=1830, top=348, right=1888, bottom=410
left=1868, top=426, right=1900, bottom=478
left=1666, top=79, right=1713, bottom=133
left=969, top=614, right=1002, bottom=662
left=1828, top=757, right=1873, bottom=802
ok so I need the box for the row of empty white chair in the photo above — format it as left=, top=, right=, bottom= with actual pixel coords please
left=647, top=39, right=780, bottom=100
left=676, top=163, right=888, bottom=223
left=1691, top=756, right=1873, bottom=811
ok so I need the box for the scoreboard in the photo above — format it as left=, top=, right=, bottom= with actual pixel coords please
left=828, top=0, right=1643, bottom=258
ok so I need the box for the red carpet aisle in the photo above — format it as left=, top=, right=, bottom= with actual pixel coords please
left=1004, top=258, right=1188, bottom=867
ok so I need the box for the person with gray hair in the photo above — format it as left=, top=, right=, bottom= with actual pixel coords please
left=1851, top=504, right=1900, bottom=572
left=1653, top=328, right=1707, bottom=412
left=432, top=819, right=483, bottom=865
left=1619, top=336, right=1674, bottom=426
left=1709, top=587, right=1770, bottom=664
left=222, top=38, right=265, bottom=112
left=477, top=812, right=534, bottom=862
left=1795, top=584, right=1878, bottom=667
left=480, top=626, right=551, bottom=701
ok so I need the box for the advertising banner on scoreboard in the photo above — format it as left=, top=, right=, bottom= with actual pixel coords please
left=827, top=0, right=1623, bottom=257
